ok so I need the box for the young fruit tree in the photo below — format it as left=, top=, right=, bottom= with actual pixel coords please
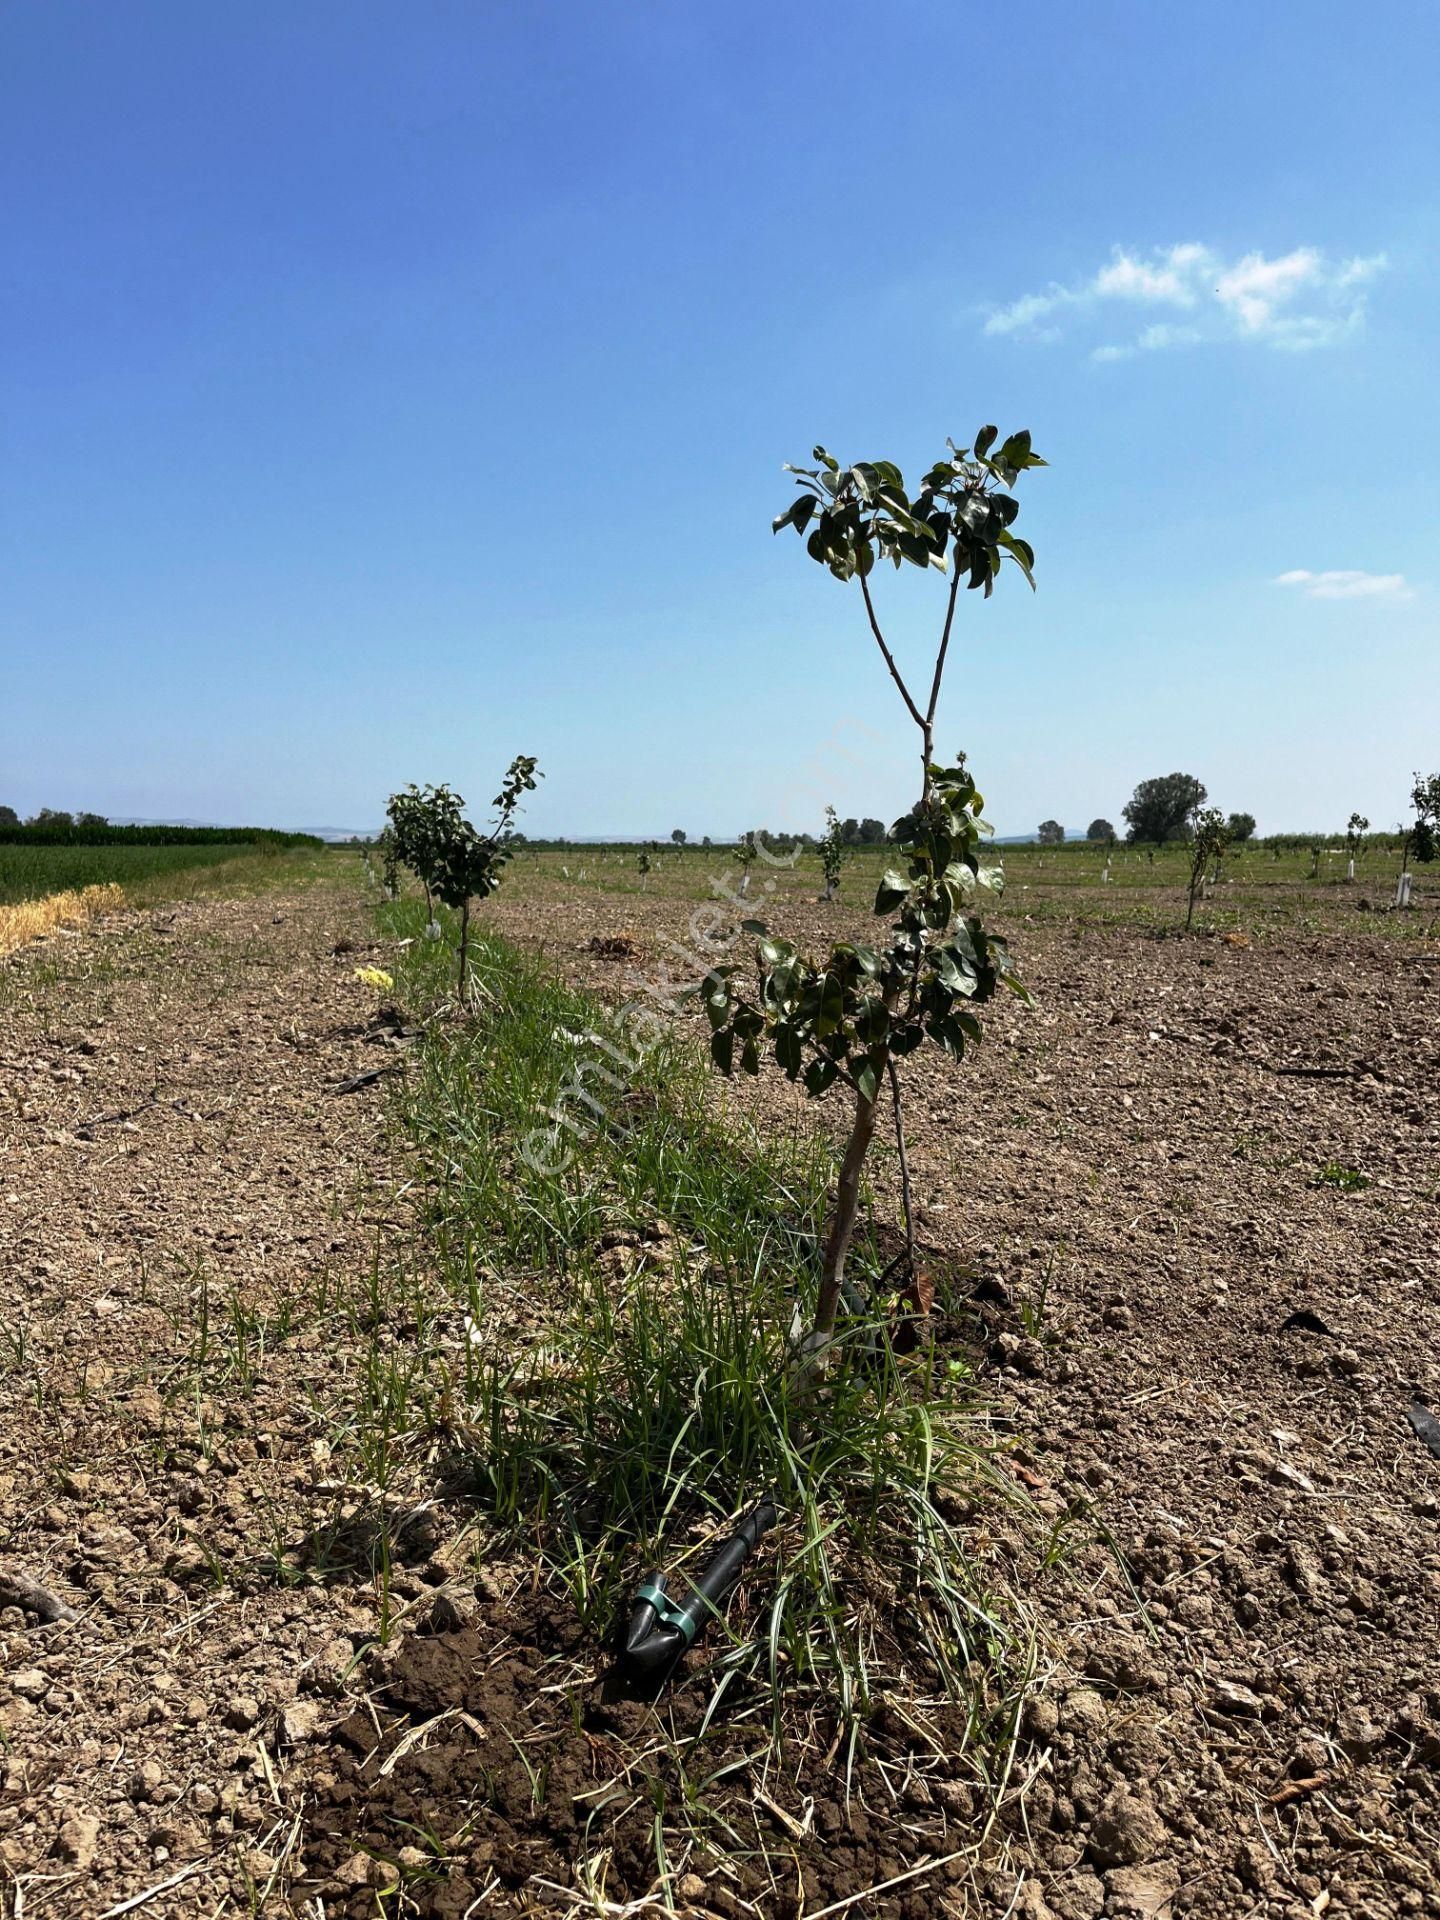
left=386, top=784, right=445, bottom=926
left=1397, top=773, right=1439, bottom=907
left=378, top=826, right=400, bottom=900
left=1186, top=808, right=1228, bottom=929
left=1345, top=811, right=1369, bottom=882
left=385, top=759, right=540, bottom=998
left=703, top=430, right=1044, bottom=1366
left=818, top=806, right=848, bottom=902
left=735, top=830, right=758, bottom=898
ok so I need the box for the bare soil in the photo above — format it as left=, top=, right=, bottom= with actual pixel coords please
left=3, top=873, right=1439, bottom=1918
left=473, top=878, right=1440, bottom=1919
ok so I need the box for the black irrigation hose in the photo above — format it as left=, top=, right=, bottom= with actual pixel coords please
left=621, top=1498, right=778, bottom=1683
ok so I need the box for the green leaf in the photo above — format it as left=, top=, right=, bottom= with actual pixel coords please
left=775, top=1023, right=803, bottom=1077
left=854, top=1056, right=879, bottom=1103
left=740, top=918, right=768, bottom=935
left=771, top=494, right=817, bottom=537
left=875, top=869, right=910, bottom=913
left=803, top=1057, right=839, bottom=1096
left=710, top=1028, right=734, bottom=1075
left=974, top=424, right=998, bottom=458
left=740, top=1035, right=761, bottom=1075
left=997, top=530, right=1036, bottom=589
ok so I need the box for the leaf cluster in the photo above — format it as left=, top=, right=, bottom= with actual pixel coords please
left=385, top=757, right=540, bottom=910
left=700, top=762, right=1024, bottom=1104
left=1408, top=772, right=1440, bottom=865
left=772, top=429, right=1045, bottom=596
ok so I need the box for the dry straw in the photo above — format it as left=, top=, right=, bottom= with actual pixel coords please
left=0, top=883, right=125, bottom=958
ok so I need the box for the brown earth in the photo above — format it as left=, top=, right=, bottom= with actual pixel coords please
left=471, top=878, right=1440, bottom=1919
left=2, top=873, right=1439, bottom=1918
left=0, top=885, right=409, bottom=1916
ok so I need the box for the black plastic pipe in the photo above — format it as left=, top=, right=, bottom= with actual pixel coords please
left=621, top=1498, right=778, bottom=1682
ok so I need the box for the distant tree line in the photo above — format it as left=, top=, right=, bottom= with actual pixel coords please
left=0, top=808, right=321, bottom=849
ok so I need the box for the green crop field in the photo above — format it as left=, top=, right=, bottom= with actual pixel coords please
left=0, top=840, right=303, bottom=906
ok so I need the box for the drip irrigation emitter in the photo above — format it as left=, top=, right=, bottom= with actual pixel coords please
left=620, top=1497, right=778, bottom=1685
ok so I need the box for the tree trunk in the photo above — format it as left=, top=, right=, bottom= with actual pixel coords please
left=812, top=1076, right=881, bottom=1342
left=458, top=900, right=470, bottom=1000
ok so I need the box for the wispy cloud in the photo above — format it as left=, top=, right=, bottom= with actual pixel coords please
left=1274, top=569, right=1413, bottom=603
left=984, top=244, right=1386, bottom=357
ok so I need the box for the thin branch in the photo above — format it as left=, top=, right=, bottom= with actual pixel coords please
left=924, top=548, right=966, bottom=730
left=887, top=1056, right=916, bottom=1277
left=858, top=571, right=924, bottom=732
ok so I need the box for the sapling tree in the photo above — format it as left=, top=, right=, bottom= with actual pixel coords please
left=818, top=806, right=848, bottom=902
left=704, top=429, right=1043, bottom=1364
left=385, top=760, right=540, bottom=999
left=637, top=849, right=652, bottom=889
left=735, top=831, right=758, bottom=898
left=1398, top=773, right=1439, bottom=906
left=1186, top=808, right=1228, bottom=929
left=378, top=826, right=400, bottom=900
left=386, top=784, right=444, bottom=925
left=1345, top=812, right=1369, bottom=881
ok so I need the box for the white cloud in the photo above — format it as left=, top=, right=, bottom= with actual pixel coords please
left=1274, top=569, right=1414, bottom=603
left=984, top=244, right=1386, bottom=355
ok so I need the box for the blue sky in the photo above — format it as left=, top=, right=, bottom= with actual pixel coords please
left=3, top=1, right=1436, bottom=838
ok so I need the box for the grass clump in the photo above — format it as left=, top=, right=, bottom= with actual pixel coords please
left=1311, top=1160, right=1371, bottom=1192
left=380, top=897, right=1034, bottom=1782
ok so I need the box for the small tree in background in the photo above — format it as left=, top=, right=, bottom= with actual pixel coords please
left=1226, top=812, right=1256, bottom=844
left=387, top=785, right=444, bottom=924
left=706, top=427, right=1044, bottom=1365
left=1344, top=811, right=1369, bottom=881
left=1398, top=773, right=1440, bottom=906
left=385, top=759, right=540, bottom=999
left=818, top=805, right=848, bottom=902
left=1037, top=819, right=1064, bottom=847
left=378, top=826, right=400, bottom=899
left=637, top=849, right=652, bottom=889
left=1186, top=808, right=1229, bottom=929
left=1087, top=818, right=1115, bottom=845
left=1124, top=773, right=1208, bottom=845
left=0, top=806, right=18, bottom=827
left=736, top=830, right=758, bottom=898
left=671, top=828, right=686, bottom=846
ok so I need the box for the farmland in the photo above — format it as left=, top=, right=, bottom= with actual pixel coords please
left=504, top=834, right=1427, bottom=936
left=0, top=845, right=1435, bottom=1918
left=0, top=841, right=292, bottom=907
